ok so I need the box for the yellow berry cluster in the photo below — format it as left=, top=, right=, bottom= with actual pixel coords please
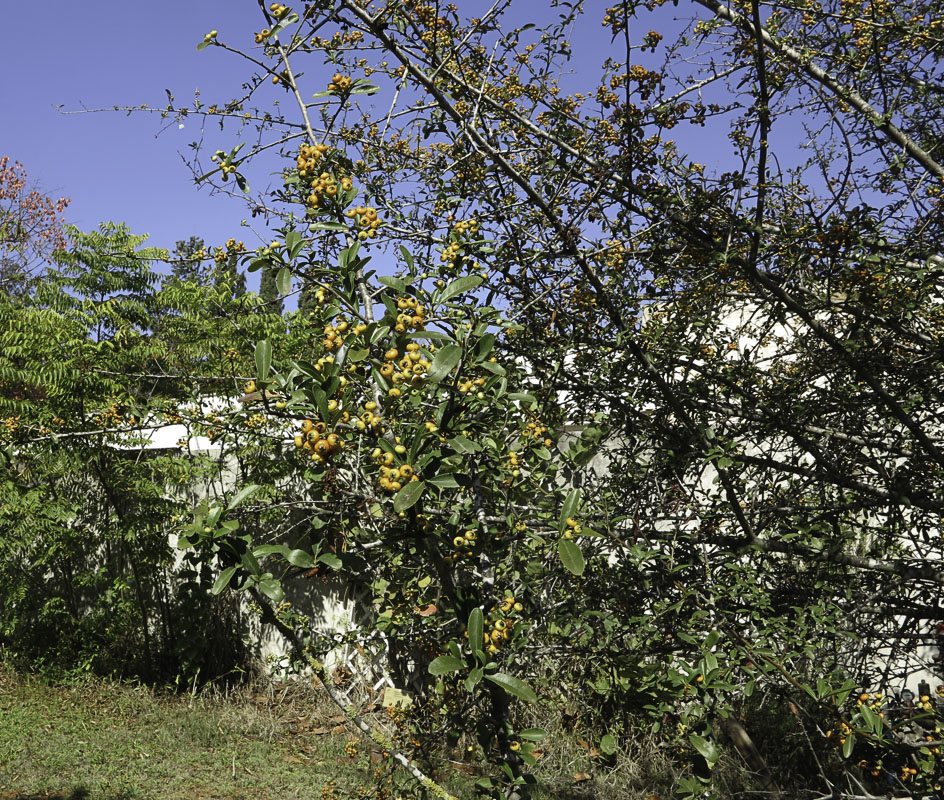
left=310, top=284, right=329, bottom=305
left=457, top=376, right=486, bottom=393
left=438, top=219, right=481, bottom=272
left=321, top=781, right=339, bottom=800
left=297, top=142, right=331, bottom=177
left=243, top=412, right=266, bottom=430
left=393, top=295, right=425, bottom=332
left=293, top=419, right=343, bottom=463
left=855, top=691, right=885, bottom=712
left=202, top=30, right=218, bottom=43
left=856, top=757, right=884, bottom=778
left=210, top=150, right=239, bottom=176
left=312, top=354, right=337, bottom=373
left=448, top=529, right=477, bottom=563
left=380, top=343, right=431, bottom=397
left=483, top=596, right=524, bottom=655
left=592, top=239, right=629, bottom=272
left=371, top=446, right=418, bottom=492
left=343, top=739, right=358, bottom=758
left=825, top=720, right=853, bottom=748
left=254, top=28, right=271, bottom=43
left=214, top=238, right=246, bottom=264
left=522, top=419, right=554, bottom=448
left=354, top=406, right=384, bottom=432
left=269, top=3, right=289, bottom=18
left=344, top=205, right=383, bottom=241
left=506, top=450, right=521, bottom=477
left=924, top=727, right=942, bottom=754
left=322, top=319, right=350, bottom=353
left=305, top=172, right=339, bottom=209
left=563, top=517, right=583, bottom=539
left=95, top=402, right=128, bottom=427
left=522, top=420, right=547, bottom=439
left=329, top=73, right=353, bottom=92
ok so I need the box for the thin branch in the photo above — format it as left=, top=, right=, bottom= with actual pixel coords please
left=692, top=0, right=944, bottom=179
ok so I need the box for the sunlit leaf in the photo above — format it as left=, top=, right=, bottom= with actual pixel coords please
left=394, top=480, right=425, bottom=512
left=558, top=537, right=585, bottom=576
left=427, top=344, right=462, bottom=383
left=484, top=673, right=538, bottom=704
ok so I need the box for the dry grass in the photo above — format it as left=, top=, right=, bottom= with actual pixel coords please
left=0, top=667, right=370, bottom=800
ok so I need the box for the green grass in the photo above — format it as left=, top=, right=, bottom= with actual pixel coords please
left=0, top=668, right=372, bottom=800
left=0, top=666, right=761, bottom=800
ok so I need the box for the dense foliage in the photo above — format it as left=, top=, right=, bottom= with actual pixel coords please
left=4, top=0, right=944, bottom=797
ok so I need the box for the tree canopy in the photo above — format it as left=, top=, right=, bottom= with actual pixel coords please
left=4, top=0, right=944, bottom=796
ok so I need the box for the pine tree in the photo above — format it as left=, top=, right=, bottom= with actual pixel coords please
left=258, top=264, right=283, bottom=315
left=170, top=236, right=205, bottom=283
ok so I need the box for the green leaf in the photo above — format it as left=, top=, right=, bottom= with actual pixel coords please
left=345, top=346, right=369, bottom=363
left=400, top=245, right=414, bottom=270
left=253, top=544, right=291, bottom=558
left=394, top=480, right=425, bottom=512
left=841, top=732, right=855, bottom=759
left=427, top=473, right=460, bottom=488
left=508, top=392, right=537, bottom=406
left=558, top=537, right=585, bottom=576
left=269, top=11, right=299, bottom=37
left=276, top=266, right=292, bottom=296
left=255, top=339, right=272, bottom=381
left=403, top=330, right=455, bottom=342
left=211, top=566, right=238, bottom=595
left=427, top=344, right=462, bottom=383
left=600, top=733, right=617, bottom=755
left=437, top=274, right=484, bottom=304
left=559, top=488, right=580, bottom=532
left=468, top=607, right=484, bottom=660
left=308, top=221, right=349, bottom=232
left=429, top=655, right=465, bottom=675
left=240, top=550, right=261, bottom=577
left=310, top=387, right=330, bottom=424
left=378, top=275, right=407, bottom=293
left=258, top=577, right=284, bottom=604
left=484, top=672, right=538, bottom=704
left=318, top=553, right=342, bottom=570
left=465, top=667, right=483, bottom=692
left=284, top=230, right=303, bottom=259
left=448, top=435, right=480, bottom=453
left=519, top=728, right=547, bottom=742
left=227, top=484, right=261, bottom=511
left=688, top=734, right=719, bottom=768
left=286, top=549, right=315, bottom=569
left=473, top=334, right=496, bottom=362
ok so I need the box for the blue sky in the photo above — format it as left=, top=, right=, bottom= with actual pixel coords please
left=3, top=1, right=739, bottom=279
left=3, top=2, right=273, bottom=260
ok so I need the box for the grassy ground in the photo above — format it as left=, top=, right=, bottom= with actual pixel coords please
left=0, top=666, right=722, bottom=800
left=0, top=668, right=390, bottom=800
